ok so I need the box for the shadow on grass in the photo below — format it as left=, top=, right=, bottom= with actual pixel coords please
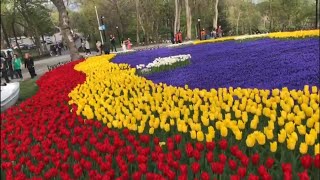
left=17, top=77, right=39, bottom=104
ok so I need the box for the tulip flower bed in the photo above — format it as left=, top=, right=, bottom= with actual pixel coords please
left=1, top=31, right=320, bottom=179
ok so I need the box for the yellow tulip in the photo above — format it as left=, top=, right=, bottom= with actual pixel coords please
left=286, top=138, right=296, bottom=150
left=270, top=141, right=277, bottom=152
left=264, top=127, right=274, bottom=140
left=297, top=125, right=306, bottom=135
left=234, top=130, right=242, bottom=140
left=197, top=131, right=204, bottom=141
left=149, top=127, right=155, bottom=135
left=305, top=133, right=316, bottom=146
left=238, top=120, right=246, bottom=130
left=256, top=132, right=266, bottom=145
left=246, top=134, right=255, bottom=147
left=278, top=117, right=285, bottom=126
left=299, top=142, right=308, bottom=154
left=205, top=133, right=213, bottom=142
left=190, top=130, right=197, bottom=139
left=220, top=126, right=228, bottom=137
left=278, top=129, right=286, bottom=143
left=306, top=118, right=315, bottom=128
left=315, top=143, right=319, bottom=155
left=312, top=86, right=318, bottom=93
left=284, top=122, right=295, bottom=134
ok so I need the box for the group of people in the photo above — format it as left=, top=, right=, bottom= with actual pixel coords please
left=81, top=34, right=132, bottom=55
left=50, top=42, right=66, bottom=56
left=1, top=51, right=37, bottom=85
left=201, top=25, right=223, bottom=40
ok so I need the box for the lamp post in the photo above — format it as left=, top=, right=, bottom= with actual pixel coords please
left=198, top=18, right=201, bottom=40
left=116, top=26, right=121, bottom=45
left=100, top=16, right=110, bottom=54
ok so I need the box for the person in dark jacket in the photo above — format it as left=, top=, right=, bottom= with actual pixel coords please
left=24, top=53, right=37, bottom=78
left=1, top=53, right=10, bottom=84
left=109, top=35, right=117, bottom=52
left=6, top=50, right=14, bottom=79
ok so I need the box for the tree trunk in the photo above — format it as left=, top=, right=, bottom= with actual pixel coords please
left=1, top=20, right=11, bottom=49
left=51, top=0, right=80, bottom=60
left=269, top=0, right=272, bottom=31
left=174, top=0, right=181, bottom=35
left=213, top=0, right=219, bottom=30
left=236, top=11, right=241, bottom=35
left=135, top=0, right=140, bottom=44
left=34, top=30, right=44, bottom=56
left=11, top=20, right=22, bottom=56
left=185, top=0, right=192, bottom=40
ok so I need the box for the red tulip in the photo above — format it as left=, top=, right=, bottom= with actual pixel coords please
left=230, top=145, right=239, bottom=156
left=193, top=150, right=201, bottom=161
left=195, top=142, right=204, bottom=151
left=174, top=134, right=182, bottom=144
left=218, top=139, right=228, bottom=150
left=251, top=153, right=260, bottom=165
left=180, top=164, right=188, bottom=174
left=174, top=150, right=182, bottom=160
left=282, top=163, right=292, bottom=173
left=185, top=143, right=194, bottom=157
left=265, top=157, right=274, bottom=169
left=206, top=151, right=214, bottom=163
left=178, top=175, right=188, bottom=180
left=237, top=167, right=247, bottom=178
left=167, top=141, right=175, bottom=151
left=139, top=163, right=147, bottom=173
left=228, top=159, right=237, bottom=171
left=261, top=172, right=272, bottom=180
left=248, top=174, right=259, bottom=180
left=132, top=171, right=142, bottom=180
left=211, top=162, right=224, bottom=174
left=241, top=156, right=250, bottom=167
left=300, top=155, right=312, bottom=169
left=258, top=165, right=267, bottom=176
left=297, top=170, right=310, bottom=180
left=218, top=153, right=227, bottom=164
left=314, top=154, right=320, bottom=169
left=200, top=172, right=210, bottom=180
left=230, top=175, right=241, bottom=180
left=153, top=137, right=160, bottom=145
left=191, top=162, right=201, bottom=174
left=206, top=142, right=215, bottom=151
left=283, top=171, right=292, bottom=180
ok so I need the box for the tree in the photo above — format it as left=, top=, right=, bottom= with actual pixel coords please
left=213, top=0, right=219, bottom=30
left=51, top=0, right=80, bottom=60
left=185, top=0, right=192, bottom=40
left=174, top=0, right=181, bottom=35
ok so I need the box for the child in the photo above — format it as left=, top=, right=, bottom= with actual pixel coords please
left=12, top=54, right=23, bottom=80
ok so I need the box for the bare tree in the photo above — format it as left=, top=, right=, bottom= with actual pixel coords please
left=213, top=0, right=219, bottom=30
left=51, top=0, right=80, bottom=60
left=174, top=0, right=181, bottom=35
left=185, top=0, right=192, bottom=40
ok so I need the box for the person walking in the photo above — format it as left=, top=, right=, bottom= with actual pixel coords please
left=24, top=53, right=37, bottom=79
left=85, top=40, right=91, bottom=55
left=12, top=54, right=23, bottom=80
left=125, top=38, right=132, bottom=50
left=216, top=25, right=223, bottom=38
left=96, top=40, right=102, bottom=55
left=1, top=54, right=10, bottom=84
left=6, top=50, right=14, bottom=79
left=110, top=35, right=117, bottom=52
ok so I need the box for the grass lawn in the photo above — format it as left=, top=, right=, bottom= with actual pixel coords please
left=18, top=77, right=39, bottom=103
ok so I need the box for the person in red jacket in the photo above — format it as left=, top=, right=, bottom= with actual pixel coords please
left=175, top=30, right=183, bottom=43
